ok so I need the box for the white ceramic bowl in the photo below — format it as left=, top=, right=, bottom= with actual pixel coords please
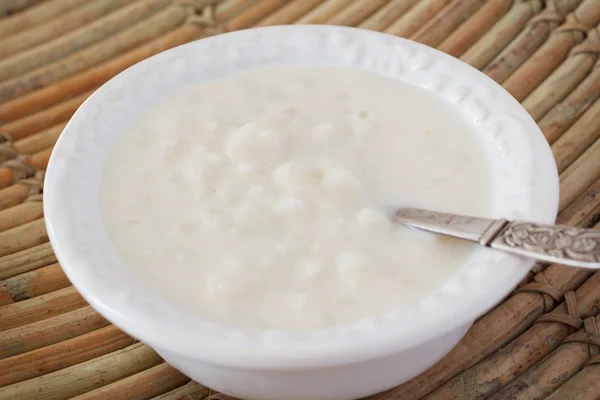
left=44, top=26, right=559, bottom=400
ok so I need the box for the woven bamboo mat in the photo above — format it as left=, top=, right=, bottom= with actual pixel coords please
left=0, top=0, right=599, bottom=399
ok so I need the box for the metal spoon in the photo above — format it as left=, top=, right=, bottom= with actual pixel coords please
left=394, top=207, right=600, bottom=269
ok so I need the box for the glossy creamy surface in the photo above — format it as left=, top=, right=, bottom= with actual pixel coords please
left=101, top=66, right=493, bottom=330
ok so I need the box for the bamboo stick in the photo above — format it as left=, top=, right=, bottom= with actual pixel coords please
left=27, top=147, right=53, bottom=170
left=0, top=286, right=86, bottom=332
left=0, top=23, right=203, bottom=123
left=0, top=325, right=133, bottom=387
left=522, top=29, right=600, bottom=121
left=483, top=0, right=583, bottom=84
left=502, top=7, right=600, bottom=102
left=0, top=287, right=10, bottom=308
left=0, top=5, right=190, bottom=103
left=0, top=263, right=69, bottom=306
left=0, top=343, right=162, bottom=399
left=0, top=171, right=11, bottom=190
left=424, top=271, right=600, bottom=399
left=0, top=174, right=15, bottom=191
left=0, top=161, right=35, bottom=189
left=358, top=0, right=419, bottom=31
left=0, top=0, right=170, bottom=83
left=0, top=155, right=36, bottom=190
left=544, top=364, right=600, bottom=400
left=214, top=0, right=263, bottom=22
left=0, top=170, right=43, bottom=211
left=0, top=182, right=30, bottom=211
left=409, top=0, right=487, bottom=47
left=226, top=0, right=292, bottom=31
left=71, top=363, right=190, bottom=400
left=255, top=0, right=326, bottom=26
left=540, top=62, right=600, bottom=144
left=488, top=315, right=600, bottom=399
left=12, top=122, right=66, bottom=154
left=384, top=0, right=451, bottom=38
left=0, top=0, right=89, bottom=39
left=437, top=0, right=512, bottom=57
left=559, top=137, right=600, bottom=212
left=1, top=171, right=18, bottom=190
left=294, top=0, right=356, bottom=24
left=0, top=0, right=42, bottom=18
left=553, top=99, right=600, bottom=173
left=326, top=0, right=388, bottom=26
left=206, top=395, right=237, bottom=400
left=375, top=194, right=600, bottom=399
left=460, top=0, right=544, bottom=69
left=0, top=200, right=43, bottom=233
left=0, top=286, right=10, bottom=306
left=0, top=305, right=108, bottom=359
left=0, top=0, right=132, bottom=61
left=0, top=242, right=55, bottom=281
left=0, top=217, right=47, bottom=258
left=1, top=90, right=94, bottom=141
left=555, top=176, right=600, bottom=228
left=151, top=381, right=211, bottom=400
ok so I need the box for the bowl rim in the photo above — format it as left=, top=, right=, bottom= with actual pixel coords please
left=44, top=25, right=559, bottom=369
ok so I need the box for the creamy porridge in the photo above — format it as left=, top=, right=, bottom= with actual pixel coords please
left=101, top=66, right=493, bottom=330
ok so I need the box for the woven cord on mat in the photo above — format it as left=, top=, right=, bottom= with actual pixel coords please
left=1, top=0, right=600, bottom=399
left=485, top=315, right=600, bottom=400
left=416, top=285, right=600, bottom=400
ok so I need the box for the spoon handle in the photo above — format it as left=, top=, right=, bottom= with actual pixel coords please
left=394, top=208, right=600, bottom=269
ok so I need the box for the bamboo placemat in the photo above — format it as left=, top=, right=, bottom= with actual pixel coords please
left=0, top=0, right=599, bottom=399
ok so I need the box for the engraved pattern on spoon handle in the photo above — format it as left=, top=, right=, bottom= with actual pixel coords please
left=490, top=222, right=600, bottom=268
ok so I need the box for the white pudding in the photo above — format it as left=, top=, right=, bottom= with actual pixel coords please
left=101, top=66, right=493, bottom=331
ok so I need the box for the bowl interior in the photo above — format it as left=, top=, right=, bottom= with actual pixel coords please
left=44, top=25, right=559, bottom=369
